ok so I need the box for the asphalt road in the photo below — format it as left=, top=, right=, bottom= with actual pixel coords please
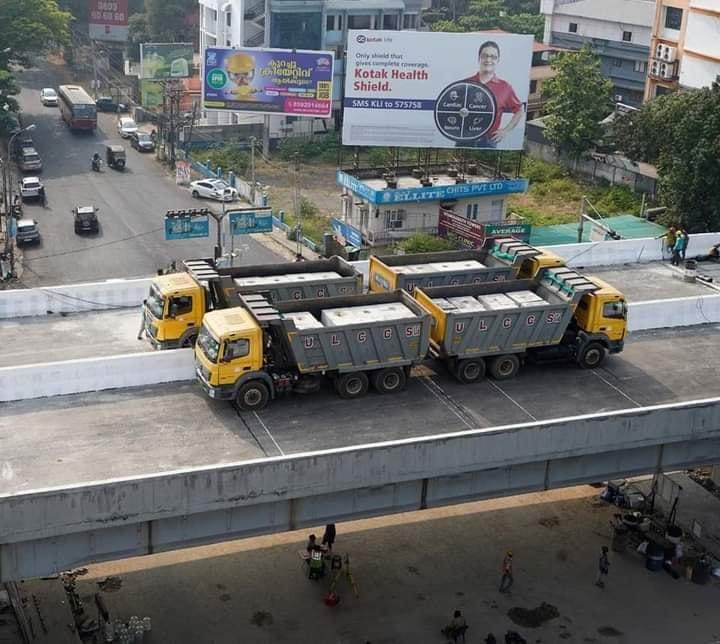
left=2, top=324, right=719, bottom=494
left=13, top=61, right=281, bottom=287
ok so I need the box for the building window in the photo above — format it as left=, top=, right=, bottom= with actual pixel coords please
left=384, top=209, right=405, bottom=229
left=465, top=204, right=472, bottom=218
left=664, top=6, right=682, bottom=30
left=490, top=199, right=504, bottom=220
left=622, top=31, right=632, bottom=42
left=568, top=22, right=578, bottom=33
left=348, top=15, right=371, bottom=29
left=383, top=14, right=398, bottom=30
left=403, top=13, right=417, bottom=29
left=226, top=11, right=231, bottom=26
left=326, top=14, right=343, bottom=31
left=226, top=38, right=231, bottom=46
left=612, top=58, right=623, bottom=68
left=634, top=60, right=647, bottom=73
left=529, top=80, right=538, bottom=94
left=211, top=9, right=217, bottom=22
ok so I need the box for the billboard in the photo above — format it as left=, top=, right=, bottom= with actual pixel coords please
left=343, top=31, right=533, bottom=150
left=202, top=47, right=334, bottom=117
left=164, top=211, right=210, bottom=240
left=228, top=209, right=273, bottom=235
left=438, top=209, right=531, bottom=248
left=89, top=0, right=129, bottom=42
left=141, top=43, right=194, bottom=80
left=140, top=80, right=163, bottom=109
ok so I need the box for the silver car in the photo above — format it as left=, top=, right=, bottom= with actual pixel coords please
left=16, top=219, right=40, bottom=245
left=40, top=88, right=58, bottom=106
left=20, top=177, right=43, bottom=200
left=117, top=116, right=138, bottom=138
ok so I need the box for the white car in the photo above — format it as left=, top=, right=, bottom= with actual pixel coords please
left=40, top=88, right=58, bottom=106
left=190, top=179, right=239, bottom=202
left=117, top=116, right=138, bottom=138
left=20, top=176, right=43, bottom=200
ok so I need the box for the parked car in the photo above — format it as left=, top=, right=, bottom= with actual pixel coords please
left=15, top=219, right=40, bottom=245
left=73, top=206, right=100, bottom=234
left=12, top=135, right=34, bottom=156
left=117, top=116, right=138, bottom=138
left=17, top=147, right=42, bottom=173
left=19, top=177, right=43, bottom=201
left=40, top=88, right=58, bottom=106
left=190, top=178, right=238, bottom=202
left=130, top=131, right=155, bottom=152
left=96, top=96, right=128, bottom=113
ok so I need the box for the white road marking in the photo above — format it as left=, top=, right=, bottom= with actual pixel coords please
left=253, top=411, right=285, bottom=456
left=487, top=381, right=538, bottom=421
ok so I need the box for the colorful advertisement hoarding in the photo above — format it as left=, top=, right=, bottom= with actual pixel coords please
left=343, top=31, right=533, bottom=150
left=89, top=0, right=129, bottom=42
left=202, top=47, right=334, bottom=117
left=141, top=43, right=194, bottom=80
left=438, top=209, right=531, bottom=248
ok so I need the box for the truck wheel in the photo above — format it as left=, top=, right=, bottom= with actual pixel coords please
left=577, top=342, right=606, bottom=369
left=335, top=372, right=369, bottom=399
left=454, top=358, right=486, bottom=384
left=235, top=381, right=269, bottom=411
left=371, top=367, right=407, bottom=394
left=488, top=354, right=520, bottom=380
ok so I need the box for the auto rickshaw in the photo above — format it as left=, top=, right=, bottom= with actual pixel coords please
left=106, top=144, right=126, bottom=170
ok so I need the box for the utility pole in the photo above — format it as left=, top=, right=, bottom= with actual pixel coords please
left=91, top=39, right=98, bottom=99
left=577, top=195, right=586, bottom=243
left=293, top=152, right=301, bottom=260
left=249, top=136, right=256, bottom=205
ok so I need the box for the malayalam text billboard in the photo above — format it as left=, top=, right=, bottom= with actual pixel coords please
left=343, top=31, right=533, bottom=150
left=89, top=0, right=129, bottom=42
left=202, top=47, right=334, bottom=117
left=141, top=43, right=194, bottom=80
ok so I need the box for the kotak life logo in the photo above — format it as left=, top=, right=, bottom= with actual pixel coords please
left=355, top=34, right=383, bottom=44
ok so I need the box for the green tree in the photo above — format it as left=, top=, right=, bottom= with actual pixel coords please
left=542, top=47, right=612, bottom=160
left=611, top=84, right=720, bottom=232
left=146, top=0, right=196, bottom=42
left=127, top=13, right=151, bottom=62
left=0, top=0, right=71, bottom=66
left=431, top=0, right=543, bottom=40
left=0, top=68, right=21, bottom=137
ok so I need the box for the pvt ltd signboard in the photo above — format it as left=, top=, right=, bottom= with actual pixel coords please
left=203, top=47, right=334, bottom=117
left=336, top=171, right=528, bottom=205
left=343, top=31, right=532, bottom=150
left=89, top=0, right=129, bottom=42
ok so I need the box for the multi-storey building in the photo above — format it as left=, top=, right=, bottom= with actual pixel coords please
left=198, top=0, right=430, bottom=135
left=541, top=0, right=656, bottom=107
left=645, top=0, right=720, bottom=100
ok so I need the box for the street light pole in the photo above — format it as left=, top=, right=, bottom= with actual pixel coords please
left=249, top=136, right=256, bottom=205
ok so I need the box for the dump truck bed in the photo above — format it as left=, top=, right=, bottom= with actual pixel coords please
left=368, top=238, right=556, bottom=293
left=240, top=291, right=432, bottom=374
left=183, top=256, right=364, bottom=304
left=414, top=268, right=598, bottom=360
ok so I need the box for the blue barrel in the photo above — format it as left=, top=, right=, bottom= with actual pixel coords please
left=645, top=542, right=665, bottom=572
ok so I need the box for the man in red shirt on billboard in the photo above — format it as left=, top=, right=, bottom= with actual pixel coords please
left=464, top=40, right=524, bottom=148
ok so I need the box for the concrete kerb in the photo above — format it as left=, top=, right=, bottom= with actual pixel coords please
left=0, top=277, right=152, bottom=319
left=2, top=396, right=720, bottom=543
left=627, top=293, right=720, bottom=331
left=0, top=349, right=195, bottom=402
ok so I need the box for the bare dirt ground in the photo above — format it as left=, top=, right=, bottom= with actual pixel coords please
left=255, top=160, right=340, bottom=219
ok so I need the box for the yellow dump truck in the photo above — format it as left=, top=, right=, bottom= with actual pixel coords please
left=194, top=268, right=626, bottom=411
left=140, top=256, right=363, bottom=349
left=368, top=238, right=565, bottom=293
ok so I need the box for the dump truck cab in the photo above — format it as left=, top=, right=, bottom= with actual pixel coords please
left=195, top=307, right=266, bottom=404
left=142, top=272, right=206, bottom=349
left=572, top=276, right=627, bottom=354
left=486, top=238, right=566, bottom=279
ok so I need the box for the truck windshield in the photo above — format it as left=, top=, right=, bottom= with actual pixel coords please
left=145, top=286, right=165, bottom=319
left=197, top=325, right=220, bottom=363
left=603, top=300, right=627, bottom=320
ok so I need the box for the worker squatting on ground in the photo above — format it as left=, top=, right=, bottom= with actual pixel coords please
left=499, top=551, right=513, bottom=593
left=441, top=609, right=468, bottom=642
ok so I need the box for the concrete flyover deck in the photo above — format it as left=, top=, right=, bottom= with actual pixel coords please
left=1, top=325, right=719, bottom=495
left=0, top=308, right=149, bottom=367
left=2, top=396, right=720, bottom=581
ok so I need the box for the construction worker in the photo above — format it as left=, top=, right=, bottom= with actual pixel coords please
left=657, top=226, right=676, bottom=259
left=595, top=545, right=610, bottom=588
left=499, top=551, right=513, bottom=593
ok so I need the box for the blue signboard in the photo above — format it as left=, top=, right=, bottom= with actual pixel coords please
left=228, top=209, right=273, bottom=235
left=336, top=170, right=528, bottom=205
left=330, top=217, right=363, bottom=248
left=164, top=214, right=210, bottom=240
